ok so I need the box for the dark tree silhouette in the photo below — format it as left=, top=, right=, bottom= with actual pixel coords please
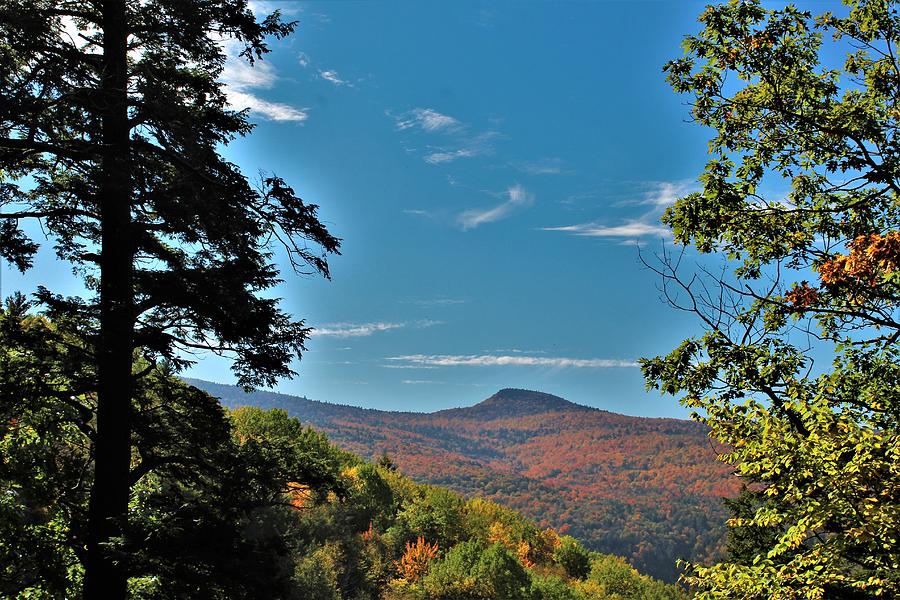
left=0, top=1, right=339, bottom=597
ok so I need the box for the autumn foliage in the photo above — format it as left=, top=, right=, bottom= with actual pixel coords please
left=396, top=536, right=439, bottom=582
left=819, top=232, right=900, bottom=290
left=200, top=381, right=739, bottom=582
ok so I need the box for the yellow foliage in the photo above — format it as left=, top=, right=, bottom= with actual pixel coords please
left=487, top=521, right=513, bottom=547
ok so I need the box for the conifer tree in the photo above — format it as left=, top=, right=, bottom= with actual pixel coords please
left=0, top=1, right=339, bottom=597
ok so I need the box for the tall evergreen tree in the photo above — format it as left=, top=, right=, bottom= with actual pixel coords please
left=0, top=1, right=339, bottom=598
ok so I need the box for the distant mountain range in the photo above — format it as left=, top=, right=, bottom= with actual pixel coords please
left=186, top=379, right=740, bottom=582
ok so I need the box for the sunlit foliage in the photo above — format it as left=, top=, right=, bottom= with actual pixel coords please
left=645, top=0, right=900, bottom=596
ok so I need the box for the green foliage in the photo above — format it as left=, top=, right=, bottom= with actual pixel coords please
left=293, top=551, right=340, bottom=600
left=645, top=0, right=900, bottom=597
left=555, top=535, right=592, bottom=580
left=587, top=555, right=646, bottom=598
left=0, top=303, right=343, bottom=598
left=2, top=0, right=340, bottom=595
left=721, top=486, right=790, bottom=567
left=420, top=540, right=531, bottom=600
left=1, top=303, right=685, bottom=598
left=531, top=574, right=586, bottom=600
left=202, top=379, right=738, bottom=583
left=391, top=486, right=467, bottom=553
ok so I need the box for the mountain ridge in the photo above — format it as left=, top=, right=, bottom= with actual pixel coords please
left=185, top=377, right=739, bottom=583
left=184, top=378, right=687, bottom=422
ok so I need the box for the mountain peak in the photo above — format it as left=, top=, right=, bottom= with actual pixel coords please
left=459, top=388, right=589, bottom=418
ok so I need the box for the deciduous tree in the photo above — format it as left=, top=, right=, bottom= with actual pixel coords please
left=643, top=0, right=900, bottom=596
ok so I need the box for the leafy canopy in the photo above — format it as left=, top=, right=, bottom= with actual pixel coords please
left=643, top=0, right=900, bottom=597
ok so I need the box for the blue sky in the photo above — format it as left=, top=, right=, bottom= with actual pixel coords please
left=2, top=1, right=743, bottom=417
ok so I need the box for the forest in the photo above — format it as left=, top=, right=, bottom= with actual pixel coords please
left=3, top=0, right=900, bottom=598
left=193, top=381, right=740, bottom=583
left=2, top=305, right=682, bottom=598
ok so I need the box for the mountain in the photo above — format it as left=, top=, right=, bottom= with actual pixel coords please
left=186, top=380, right=740, bottom=582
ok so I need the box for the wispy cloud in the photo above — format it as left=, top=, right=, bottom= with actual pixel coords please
left=636, top=181, right=694, bottom=208
left=390, top=109, right=498, bottom=164
left=511, top=158, right=567, bottom=175
left=298, top=52, right=311, bottom=67
left=225, top=91, right=309, bottom=122
left=459, top=184, right=533, bottom=230
left=402, top=379, right=446, bottom=385
left=314, top=322, right=403, bottom=337
left=386, top=354, right=639, bottom=369
left=219, top=40, right=308, bottom=122
left=319, top=69, right=350, bottom=87
left=544, top=180, right=693, bottom=242
left=395, top=108, right=460, bottom=133
left=542, top=220, right=669, bottom=239
left=426, top=131, right=499, bottom=165
left=425, top=148, right=476, bottom=164
left=313, top=319, right=442, bottom=338
left=476, top=8, right=497, bottom=28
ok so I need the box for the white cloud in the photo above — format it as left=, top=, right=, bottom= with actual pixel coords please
left=401, top=379, right=446, bottom=385
left=425, top=131, right=499, bottom=165
left=298, top=52, right=311, bottom=67
left=313, top=319, right=441, bottom=338
left=247, top=0, right=303, bottom=16
left=459, top=184, right=533, bottom=230
left=390, top=110, right=498, bottom=165
left=386, top=354, right=639, bottom=369
left=403, top=209, right=432, bottom=217
left=314, top=322, right=403, bottom=337
left=219, top=39, right=308, bottom=122
left=544, top=181, right=692, bottom=242
left=542, top=220, right=669, bottom=238
left=639, top=181, right=694, bottom=207
left=226, top=90, right=309, bottom=122
left=221, top=55, right=277, bottom=90
left=395, top=108, right=460, bottom=132
left=425, top=148, right=476, bottom=164
left=319, top=69, right=350, bottom=86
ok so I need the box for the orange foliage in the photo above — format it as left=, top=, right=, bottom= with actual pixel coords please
left=517, top=540, right=535, bottom=569
left=397, top=536, right=439, bottom=582
left=784, top=281, right=819, bottom=310
left=819, top=232, right=900, bottom=290
left=286, top=481, right=310, bottom=509
left=223, top=386, right=742, bottom=581
left=361, top=522, right=376, bottom=542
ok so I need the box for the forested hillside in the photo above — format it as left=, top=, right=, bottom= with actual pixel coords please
left=2, top=313, right=682, bottom=599
left=188, top=381, right=741, bottom=582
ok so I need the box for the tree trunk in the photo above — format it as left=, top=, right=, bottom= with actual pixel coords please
left=83, top=1, right=133, bottom=598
